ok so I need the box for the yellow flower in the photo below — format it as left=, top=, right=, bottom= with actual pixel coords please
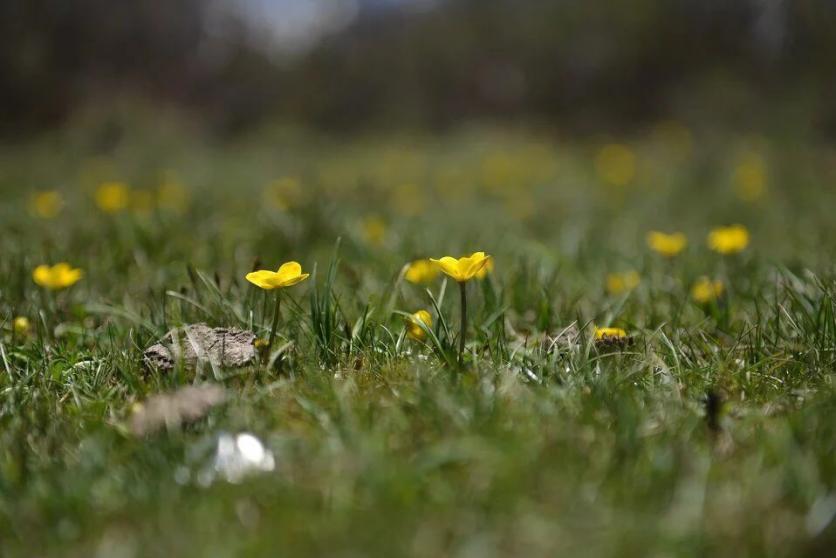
left=691, top=277, right=724, bottom=304
left=430, top=252, right=492, bottom=283
left=405, top=259, right=440, bottom=284
left=595, top=144, right=636, bottom=187
left=157, top=176, right=190, bottom=213
left=733, top=152, right=767, bottom=202
left=606, top=271, right=640, bottom=295
left=406, top=310, right=432, bottom=341
left=392, top=183, right=426, bottom=217
left=708, top=224, right=749, bottom=255
left=361, top=216, right=387, bottom=246
left=32, top=263, right=83, bottom=290
left=245, top=261, right=309, bottom=290
left=647, top=231, right=687, bottom=257
left=594, top=327, right=628, bottom=341
left=29, top=190, right=63, bottom=219
left=475, top=257, right=494, bottom=279
left=264, top=177, right=304, bottom=211
left=13, top=316, right=30, bottom=335
left=95, top=182, right=130, bottom=213
left=130, top=189, right=156, bottom=214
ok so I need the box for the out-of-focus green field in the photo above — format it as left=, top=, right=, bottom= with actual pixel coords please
left=1, top=112, right=835, bottom=557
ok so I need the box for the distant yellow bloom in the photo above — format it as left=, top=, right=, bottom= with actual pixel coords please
left=13, top=316, right=30, bottom=335
left=32, top=263, right=83, bottom=290
left=29, top=190, right=63, bottom=219
left=733, top=153, right=767, bottom=202
left=253, top=338, right=270, bottom=354
left=392, top=183, right=426, bottom=217
left=691, top=277, right=724, bottom=304
left=264, top=177, right=304, bottom=211
left=595, top=144, right=636, bottom=187
left=95, top=182, right=130, bottom=213
left=157, top=176, right=190, bottom=213
left=431, top=252, right=492, bottom=283
left=405, top=259, right=440, bottom=284
left=647, top=231, right=687, bottom=257
left=606, top=271, right=640, bottom=295
left=708, top=225, right=749, bottom=255
left=245, top=261, right=309, bottom=290
left=594, top=327, right=628, bottom=341
left=406, top=310, right=432, bottom=341
left=130, top=189, right=156, bottom=214
left=361, top=216, right=387, bottom=246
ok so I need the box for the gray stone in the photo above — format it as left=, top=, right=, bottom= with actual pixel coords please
left=144, top=323, right=257, bottom=371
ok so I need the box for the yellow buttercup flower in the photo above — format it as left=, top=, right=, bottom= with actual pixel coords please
left=95, top=182, right=130, bottom=213
left=32, top=263, right=83, bottom=290
left=157, top=175, right=190, bottom=213
left=430, top=252, right=492, bottom=283
left=29, top=190, right=63, bottom=219
left=405, top=259, right=440, bottom=284
left=264, top=177, right=304, bottom=211
left=406, top=310, right=432, bottom=341
left=595, top=144, right=636, bottom=187
left=733, top=153, right=766, bottom=202
left=475, top=257, right=494, bottom=280
left=130, top=189, right=156, bottom=214
left=606, top=271, right=640, bottom=295
left=647, top=231, right=687, bottom=257
left=691, top=277, right=724, bottom=303
left=594, top=327, right=628, bottom=341
left=245, top=261, right=310, bottom=290
left=13, top=316, right=31, bottom=335
left=708, top=225, right=749, bottom=255
left=361, top=216, right=387, bottom=246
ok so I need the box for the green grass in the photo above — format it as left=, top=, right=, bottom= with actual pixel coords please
left=1, top=115, right=835, bottom=557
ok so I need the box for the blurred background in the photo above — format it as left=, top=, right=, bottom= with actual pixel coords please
left=2, top=0, right=836, bottom=138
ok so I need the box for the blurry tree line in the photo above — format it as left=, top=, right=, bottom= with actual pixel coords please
left=2, top=0, right=835, bottom=137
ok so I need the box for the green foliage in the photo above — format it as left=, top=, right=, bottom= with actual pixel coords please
left=0, top=121, right=835, bottom=556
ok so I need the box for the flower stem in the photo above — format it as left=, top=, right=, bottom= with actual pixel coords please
left=458, top=281, right=467, bottom=368
left=266, top=290, right=281, bottom=364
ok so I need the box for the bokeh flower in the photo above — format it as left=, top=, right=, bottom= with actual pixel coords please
left=245, top=262, right=309, bottom=290
left=406, top=310, right=432, bottom=341
left=708, top=224, right=749, bottom=255
left=157, top=175, right=190, bottom=213
left=361, top=216, right=387, bottom=246
left=430, top=252, right=492, bottom=283
left=594, top=326, right=631, bottom=349
left=606, top=270, right=640, bottom=295
left=13, top=316, right=30, bottom=336
left=264, top=177, right=304, bottom=212
left=594, top=327, right=628, bottom=341
left=29, top=190, right=64, bottom=219
left=733, top=152, right=767, bottom=202
left=405, top=259, right=440, bottom=284
left=32, top=263, right=83, bottom=290
left=95, top=182, right=130, bottom=213
left=647, top=231, right=687, bottom=257
left=130, top=189, right=156, bottom=214
left=595, top=144, right=636, bottom=187
left=691, top=277, right=724, bottom=303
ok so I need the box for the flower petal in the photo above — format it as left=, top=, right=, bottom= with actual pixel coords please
left=276, top=273, right=309, bottom=288
left=463, top=253, right=490, bottom=280
left=430, top=257, right=464, bottom=281
left=245, top=270, right=279, bottom=290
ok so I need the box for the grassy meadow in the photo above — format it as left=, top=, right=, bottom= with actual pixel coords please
left=1, top=114, right=835, bottom=557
